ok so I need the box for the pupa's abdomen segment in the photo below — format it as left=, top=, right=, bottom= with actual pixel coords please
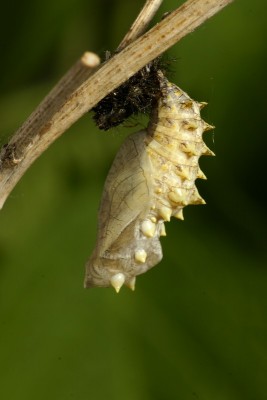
left=84, top=130, right=163, bottom=291
left=85, top=74, right=214, bottom=292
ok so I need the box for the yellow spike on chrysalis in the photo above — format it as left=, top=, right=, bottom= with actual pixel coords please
left=126, top=277, right=136, bottom=291
left=135, top=249, right=147, bottom=263
left=110, top=273, right=125, bottom=293
left=197, top=168, right=207, bottom=180
left=158, top=206, right=172, bottom=221
left=141, top=220, right=156, bottom=237
left=190, top=190, right=206, bottom=205
left=198, top=101, right=208, bottom=109
left=201, top=143, right=215, bottom=156
left=160, top=223, right=167, bottom=236
left=174, top=209, right=184, bottom=220
left=203, top=121, right=215, bottom=132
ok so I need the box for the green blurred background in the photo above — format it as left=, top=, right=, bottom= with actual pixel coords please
left=0, top=0, right=266, bottom=399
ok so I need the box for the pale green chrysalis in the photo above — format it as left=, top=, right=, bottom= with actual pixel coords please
left=85, top=73, right=214, bottom=292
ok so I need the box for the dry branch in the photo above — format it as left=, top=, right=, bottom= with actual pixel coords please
left=117, top=0, right=163, bottom=51
left=0, top=0, right=234, bottom=209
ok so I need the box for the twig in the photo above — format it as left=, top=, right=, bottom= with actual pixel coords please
left=0, top=51, right=100, bottom=208
left=117, top=0, right=163, bottom=51
left=0, top=0, right=234, bottom=209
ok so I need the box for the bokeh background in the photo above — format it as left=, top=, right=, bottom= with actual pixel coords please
left=0, top=0, right=266, bottom=399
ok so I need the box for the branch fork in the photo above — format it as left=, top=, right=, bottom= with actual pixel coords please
left=0, top=0, right=234, bottom=209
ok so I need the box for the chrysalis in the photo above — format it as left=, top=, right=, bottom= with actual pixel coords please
left=85, top=72, right=214, bottom=292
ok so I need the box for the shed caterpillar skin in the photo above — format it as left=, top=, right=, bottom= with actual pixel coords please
left=84, top=73, right=214, bottom=292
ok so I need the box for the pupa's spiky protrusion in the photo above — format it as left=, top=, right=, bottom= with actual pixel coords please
left=141, top=220, right=156, bottom=238
left=159, top=223, right=167, bottom=236
left=203, top=121, right=215, bottom=132
left=198, top=101, right=208, bottom=109
left=174, top=209, right=184, bottom=220
left=159, top=207, right=172, bottom=221
left=110, top=273, right=125, bottom=293
left=126, top=277, right=136, bottom=291
left=197, top=168, right=207, bottom=180
left=135, top=249, right=147, bottom=263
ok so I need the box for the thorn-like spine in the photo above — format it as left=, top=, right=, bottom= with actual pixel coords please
left=135, top=249, right=147, bottom=263
left=110, top=273, right=125, bottom=293
left=127, top=277, right=136, bottom=291
left=169, top=190, right=188, bottom=205
left=190, top=188, right=206, bottom=205
left=201, top=144, right=215, bottom=156
left=159, top=223, right=167, bottom=236
left=173, top=209, right=184, bottom=220
left=141, top=220, right=156, bottom=237
left=197, top=168, right=207, bottom=180
left=158, top=206, right=172, bottom=221
left=203, top=121, right=215, bottom=132
left=198, top=101, right=208, bottom=109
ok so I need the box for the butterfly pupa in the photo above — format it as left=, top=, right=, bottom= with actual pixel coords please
left=84, top=72, right=214, bottom=292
